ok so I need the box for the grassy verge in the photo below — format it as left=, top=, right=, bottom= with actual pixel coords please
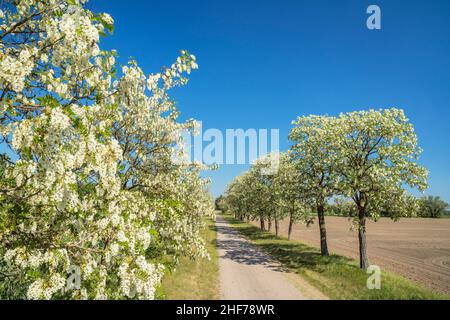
left=222, top=214, right=449, bottom=300
left=159, top=218, right=220, bottom=300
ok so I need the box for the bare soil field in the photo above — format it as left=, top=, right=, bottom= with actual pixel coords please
left=252, top=217, right=450, bottom=295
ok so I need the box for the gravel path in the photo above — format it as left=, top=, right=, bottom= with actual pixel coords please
left=216, top=216, right=307, bottom=300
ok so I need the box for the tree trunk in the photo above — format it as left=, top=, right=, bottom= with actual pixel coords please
left=268, top=218, right=272, bottom=232
left=275, top=217, right=279, bottom=237
left=260, top=217, right=265, bottom=231
left=288, top=211, right=294, bottom=240
left=358, top=209, right=370, bottom=269
left=317, top=204, right=329, bottom=256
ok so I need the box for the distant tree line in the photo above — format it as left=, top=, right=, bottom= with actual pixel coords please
left=326, top=196, right=449, bottom=218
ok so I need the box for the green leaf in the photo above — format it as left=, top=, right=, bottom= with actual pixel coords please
left=37, top=94, right=60, bottom=108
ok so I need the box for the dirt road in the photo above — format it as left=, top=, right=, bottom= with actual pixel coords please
left=216, top=216, right=314, bottom=300
left=257, top=216, right=450, bottom=295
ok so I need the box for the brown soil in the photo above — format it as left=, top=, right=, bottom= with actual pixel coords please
left=253, top=217, right=450, bottom=295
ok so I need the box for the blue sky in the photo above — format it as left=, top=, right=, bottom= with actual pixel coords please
left=3, top=0, right=447, bottom=201
left=88, top=0, right=450, bottom=201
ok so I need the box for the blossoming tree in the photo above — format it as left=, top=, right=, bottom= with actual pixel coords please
left=0, top=0, right=212, bottom=299
left=223, top=173, right=253, bottom=222
left=272, top=152, right=312, bottom=240
left=333, top=109, right=427, bottom=269
left=289, top=115, right=340, bottom=256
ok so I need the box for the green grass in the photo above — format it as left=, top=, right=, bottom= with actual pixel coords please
left=159, top=218, right=220, bottom=300
left=222, top=214, right=449, bottom=300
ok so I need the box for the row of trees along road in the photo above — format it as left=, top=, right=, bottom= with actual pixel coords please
left=222, top=109, right=428, bottom=270
left=0, top=1, right=213, bottom=299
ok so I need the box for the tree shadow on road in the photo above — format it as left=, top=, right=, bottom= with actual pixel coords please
left=224, top=220, right=353, bottom=272
left=215, top=222, right=286, bottom=272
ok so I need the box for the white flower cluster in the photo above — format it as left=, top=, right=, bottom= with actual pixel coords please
left=101, top=13, right=114, bottom=26
left=118, top=257, right=163, bottom=299
left=0, top=48, right=37, bottom=91
left=27, top=275, right=66, bottom=300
